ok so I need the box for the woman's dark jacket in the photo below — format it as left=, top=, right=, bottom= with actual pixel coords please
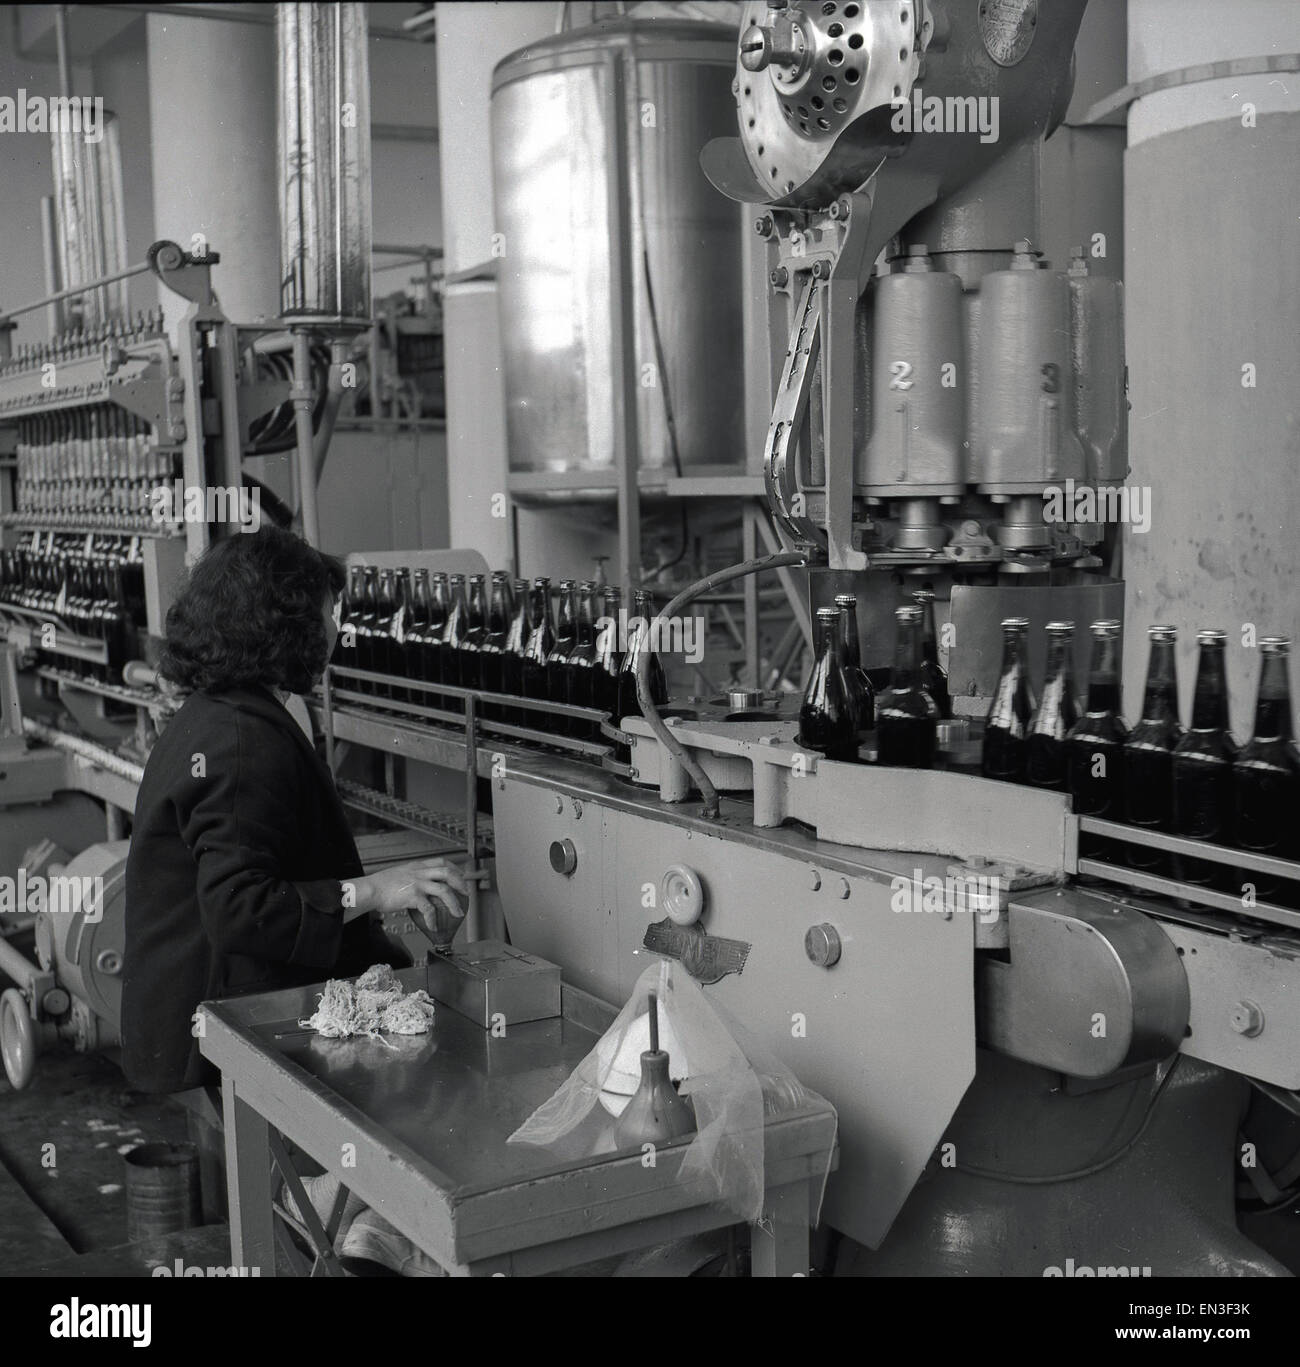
left=122, top=686, right=403, bottom=1093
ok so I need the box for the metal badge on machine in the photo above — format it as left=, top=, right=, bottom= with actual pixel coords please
left=642, top=920, right=750, bottom=984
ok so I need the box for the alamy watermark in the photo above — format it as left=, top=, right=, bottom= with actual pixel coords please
left=149, top=481, right=261, bottom=533
left=890, top=869, right=1001, bottom=925
left=891, top=88, right=999, bottom=144
left=597, top=610, right=704, bottom=665
left=0, top=871, right=103, bottom=922
left=0, top=92, right=104, bottom=143
left=1043, top=479, right=1152, bottom=533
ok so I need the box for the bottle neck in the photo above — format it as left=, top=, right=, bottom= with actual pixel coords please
left=837, top=606, right=861, bottom=669
left=890, top=616, right=920, bottom=687
left=575, top=589, right=596, bottom=645
left=1139, top=640, right=1179, bottom=723
left=1085, top=634, right=1120, bottom=713
left=818, top=616, right=844, bottom=667
left=1190, top=644, right=1229, bottom=731
left=1253, top=651, right=1294, bottom=741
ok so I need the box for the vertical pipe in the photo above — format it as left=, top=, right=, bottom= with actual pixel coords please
left=743, top=504, right=759, bottom=687
left=464, top=693, right=480, bottom=943
left=54, top=6, right=72, bottom=100
left=291, top=330, right=320, bottom=546
left=606, top=50, right=641, bottom=593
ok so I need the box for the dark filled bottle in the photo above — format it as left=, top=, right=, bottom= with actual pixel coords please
left=478, top=571, right=513, bottom=721
left=912, top=589, right=952, bottom=720
left=799, top=606, right=859, bottom=763
left=408, top=569, right=433, bottom=703
left=566, top=581, right=600, bottom=740
left=101, top=562, right=129, bottom=685
left=1233, top=637, right=1300, bottom=907
left=983, top=617, right=1035, bottom=782
left=441, top=573, right=469, bottom=715
left=1025, top=621, right=1081, bottom=791
left=425, top=572, right=450, bottom=707
left=1171, top=628, right=1238, bottom=890
left=372, top=568, right=399, bottom=701
left=593, top=585, right=623, bottom=743
left=355, top=565, right=380, bottom=695
left=834, top=593, right=874, bottom=734
left=500, top=576, right=531, bottom=725
left=387, top=568, right=413, bottom=703
left=876, top=604, right=938, bottom=768
left=1123, top=625, right=1185, bottom=875
left=1066, top=620, right=1128, bottom=861
left=520, top=576, right=556, bottom=734
left=460, top=572, right=489, bottom=697
left=546, top=580, right=579, bottom=735
left=334, top=564, right=363, bottom=670
left=614, top=590, right=669, bottom=765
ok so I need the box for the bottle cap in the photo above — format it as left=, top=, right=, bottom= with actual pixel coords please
left=833, top=593, right=858, bottom=606
left=911, top=589, right=935, bottom=603
left=1001, top=617, right=1030, bottom=632
left=1090, top=619, right=1121, bottom=636
left=895, top=605, right=921, bottom=623
left=1260, top=636, right=1291, bottom=653
left=1196, top=628, right=1227, bottom=645
left=816, top=606, right=841, bottom=620
left=1148, top=623, right=1177, bottom=637
left=1046, top=620, right=1075, bottom=634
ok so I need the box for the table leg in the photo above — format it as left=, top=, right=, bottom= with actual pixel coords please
left=221, top=1074, right=277, bottom=1278
left=750, top=1181, right=811, bottom=1278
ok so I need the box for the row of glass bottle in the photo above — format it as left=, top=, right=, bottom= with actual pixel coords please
left=333, top=566, right=667, bottom=748
left=797, top=590, right=952, bottom=768
left=983, top=619, right=1299, bottom=902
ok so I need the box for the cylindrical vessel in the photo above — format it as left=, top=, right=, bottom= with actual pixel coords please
left=50, top=113, right=129, bottom=328
left=277, top=1, right=373, bottom=320
left=971, top=244, right=1085, bottom=496
left=491, top=20, right=744, bottom=500
left=860, top=247, right=965, bottom=497
left=1123, top=0, right=1300, bottom=735
left=124, top=1142, right=202, bottom=1242
left=1067, top=251, right=1128, bottom=488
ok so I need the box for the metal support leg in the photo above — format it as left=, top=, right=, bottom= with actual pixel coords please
left=221, top=1076, right=276, bottom=1277
left=750, top=1181, right=812, bottom=1278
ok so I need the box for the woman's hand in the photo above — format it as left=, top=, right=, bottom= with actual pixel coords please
left=344, top=859, right=469, bottom=929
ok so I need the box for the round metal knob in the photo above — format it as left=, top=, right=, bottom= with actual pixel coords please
left=1228, top=1000, right=1264, bottom=1038
left=548, top=839, right=577, bottom=877
left=95, top=949, right=122, bottom=976
left=805, top=924, right=842, bottom=968
left=740, top=24, right=775, bottom=71
left=727, top=688, right=765, bottom=712
left=661, top=864, right=706, bottom=926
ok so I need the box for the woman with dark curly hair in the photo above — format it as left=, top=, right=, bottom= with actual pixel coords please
left=122, top=527, right=466, bottom=1094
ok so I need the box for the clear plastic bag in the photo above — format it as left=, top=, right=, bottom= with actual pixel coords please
left=507, top=959, right=835, bottom=1227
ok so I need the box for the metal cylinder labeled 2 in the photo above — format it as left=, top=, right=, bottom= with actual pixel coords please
left=859, top=247, right=966, bottom=497
left=972, top=245, right=1085, bottom=494
left=1068, top=252, right=1128, bottom=488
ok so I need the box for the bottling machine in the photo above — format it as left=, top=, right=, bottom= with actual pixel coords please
left=2, top=0, right=1296, bottom=1276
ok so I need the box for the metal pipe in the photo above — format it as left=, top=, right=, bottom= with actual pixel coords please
left=39, top=196, right=64, bottom=336
left=0, top=937, right=39, bottom=994
left=635, top=551, right=808, bottom=820
left=291, top=330, right=320, bottom=546
left=0, top=258, right=152, bottom=325
left=54, top=6, right=73, bottom=100
left=312, top=338, right=350, bottom=481
left=464, top=694, right=480, bottom=942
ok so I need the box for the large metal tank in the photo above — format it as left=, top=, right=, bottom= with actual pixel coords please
left=491, top=20, right=744, bottom=502
left=1123, top=0, right=1300, bottom=737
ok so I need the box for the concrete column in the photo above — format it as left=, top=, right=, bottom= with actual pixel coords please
left=435, top=2, right=559, bottom=564
left=1122, top=0, right=1300, bottom=734
left=146, top=8, right=279, bottom=324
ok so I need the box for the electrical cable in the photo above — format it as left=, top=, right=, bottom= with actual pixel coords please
left=634, top=551, right=808, bottom=819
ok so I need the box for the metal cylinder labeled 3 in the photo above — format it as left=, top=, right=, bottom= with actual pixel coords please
left=277, top=2, right=373, bottom=320
left=971, top=244, right=1085, bottom=495
left=859, top=247, right=966, bottom=497
left=1068, top=251, right=1128, bottom=488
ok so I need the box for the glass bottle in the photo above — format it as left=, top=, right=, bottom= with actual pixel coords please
left=334, top=564, right=363, bottom=672
left=912, top=588, right=952, bottom=720
left=876, top=604, right=938, bottom=768
left=460, top=572, right=489, bottom=696
left=372, top=568, right=397, bottom=701
left=566, top=581, right=600, bottom=740
left=799, top=606, right=859, bottom=763
left=356, top=567, right=379, bottom=694
left=1066, top=620, right=1129, bottom=860
left=834, top=593, right=874, bottom=734
left=478, top=571, right=513, bottom=720
left=101, top=562, right=129, bottom=685
left=387, top=568, right=412, bottom=702
left=593, top=585, right=623, bottom=743
left=408, top=569, right=433, bottom=700
left=1171, top=628, right=1238, bottom=889
left=500, top=576, right=531, bottom=725
left=982, top=617, right=1035, bottom=782
left=425, top=572, right=450, bottom=703
left=546, top=580, right=579, bottom=733
left=441, top=574, right=469, bottom=715
left=1123, top=625, right=1185, bottom=875
left=1025, top=622, right=1081, bottom=791
left=615, top=590, right=669, bottom=764
left=520, top=577, right=556, bottom=733
left=1233, top=638, right=1300, bottom=906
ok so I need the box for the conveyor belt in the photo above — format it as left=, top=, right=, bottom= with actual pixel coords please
left=335, top=777, right=495, bottom=853
left=21, top=717, right=145, bottom=784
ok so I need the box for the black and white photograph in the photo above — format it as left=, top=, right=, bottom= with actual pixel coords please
left=0, top=0, right=1296, bottom=1340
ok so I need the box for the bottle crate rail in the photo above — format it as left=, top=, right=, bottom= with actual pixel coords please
left=334, top=778, right=495, bottom=854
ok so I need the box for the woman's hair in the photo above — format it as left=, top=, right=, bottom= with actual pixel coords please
left=159, top=527, right=345, bottom=695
